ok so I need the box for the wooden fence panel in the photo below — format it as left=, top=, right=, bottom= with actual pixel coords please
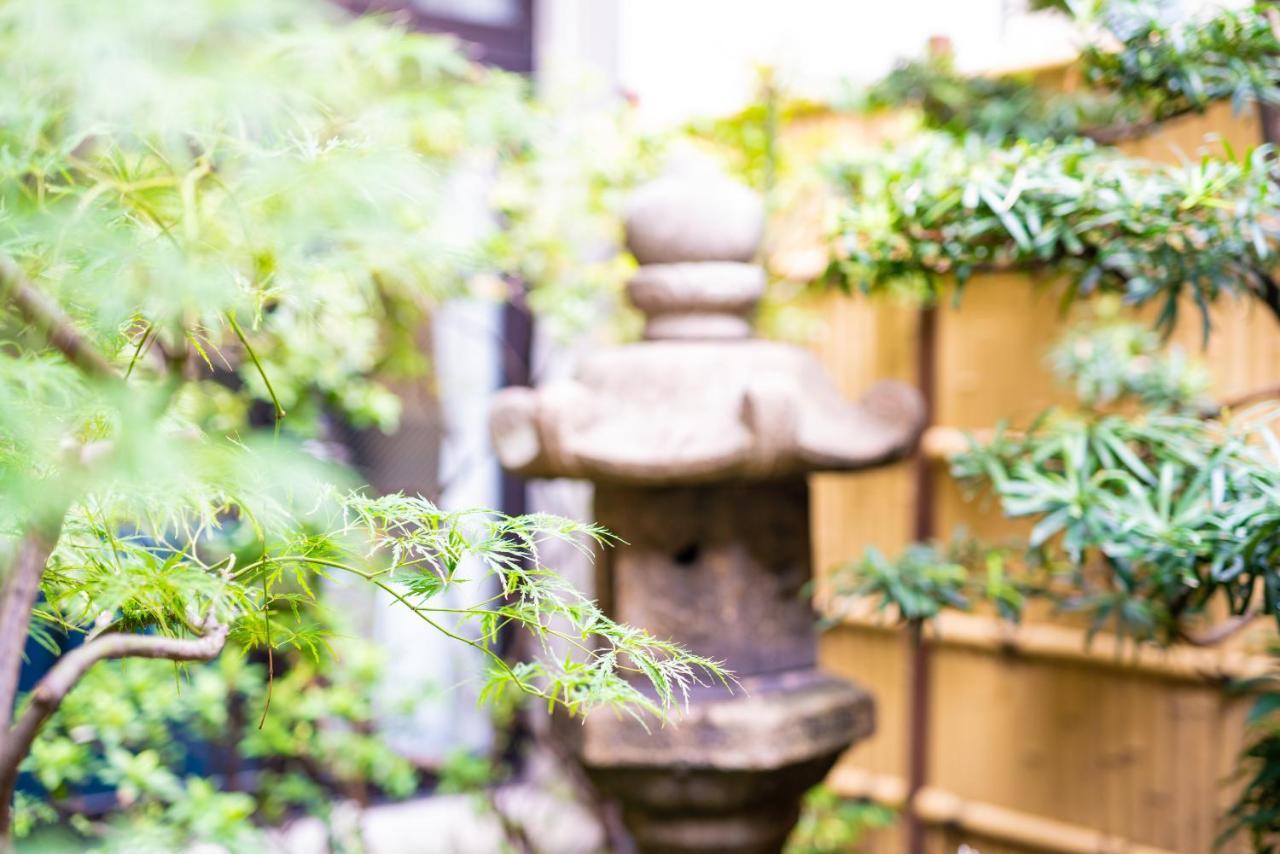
left=1116, top=101, right=1260, bottom=164
left=808, top=103, right=1276, bottom=853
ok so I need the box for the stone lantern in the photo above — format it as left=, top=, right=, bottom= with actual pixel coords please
left=490, top=158, right=925, bottom=853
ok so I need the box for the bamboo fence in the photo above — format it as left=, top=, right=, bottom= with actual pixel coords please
left=807, top=99, right=1277, bottom=853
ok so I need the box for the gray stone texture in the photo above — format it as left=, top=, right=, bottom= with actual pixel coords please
left=490, top=161, right=923, bottom=853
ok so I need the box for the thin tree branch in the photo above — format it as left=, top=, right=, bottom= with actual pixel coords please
left=0, top=522, right=65, bottom=734
left=1178, top=611, right=1262, bottom=647
left=226, top=311, right=285, bottom=425
left=0, top=620, right=228, bottom=840
left=0, top=254, right=120, bottom=381
left=0, top=621, right=228, bottom=781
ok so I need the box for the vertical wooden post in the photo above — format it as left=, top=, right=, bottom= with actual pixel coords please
left=905, top=305, right=937, bottom=854
left=497, top=282, right=534, bottom=775
left=499, top=284, right=533, bottom=518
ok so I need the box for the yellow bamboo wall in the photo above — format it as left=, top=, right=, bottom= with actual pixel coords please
left=809, top=101, right=1277, bottom=853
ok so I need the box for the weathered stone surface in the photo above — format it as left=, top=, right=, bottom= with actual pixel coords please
left=490, top=342, right=923, bottom=486
left=628, top=262, right=764, bottom=340
left=563, top=671, right=873, bottom=854
left=624, top=156, right=765, bottom=266
left=490, top=156, right=924, bottom=488
left=602, top=760, right=827, bottom=854
left=490, top=161, right=914, bottom=854
left=568, top=669, right=874, bottom=771
left=595, top=480, right=816, bottom=677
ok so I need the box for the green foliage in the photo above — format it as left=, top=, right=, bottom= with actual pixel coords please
left=487, top=97, right=661, bottom=337
left=0, top=0, right=544, bottom=435
left=826, top=134, right=1280, bottom=330
left=0, top=0, right=727, bottom=842
left=1049, top=306, right=1210, bottom=410
left=850, top=53, right=1134, bottom=144
left=825, top=321, right=1280, bottom=844
left=851, top=3, right=1280, bottom=145
left=832, top=543, right=966, bottom=622
left=682, top=68, right=833, bottom=194
left=836, top=10, right=1280, bottom=833
left=960, top=413, right=1216, bottom=640
left=0, top=0, right=646, bottom=434
left=328, top=494, right=730, bottom=720
left=1077, top=2, right=1280, bottom=122
left=829, top=320, right=1272, bottom=646
left=1223, top=682, right=1280, bottom=852
left=951, top=320, right=1280, bottom=644
left=962, top=358, right=1280, bottom=850
left=20, top=485, right=729, bottom=745
left=0, top=0, right=724, bottom=716
left=435, top=749, right=501, bottom=796
left=829, top=539, right=1027, bottom=625
left=685, top=98, right=780, bottom=193
left=15, top=627, right=420, bottom=850
left=785, top=785, right=896, bottom=854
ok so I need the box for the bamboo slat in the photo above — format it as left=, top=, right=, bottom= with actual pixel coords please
left=1114, top=100, right=1262, bottom=164
left=834, top=608, right=1272, bottom=684
left=829, top=767, right=1182, bottom=854
left=808, top=101, right=1270, bottom=853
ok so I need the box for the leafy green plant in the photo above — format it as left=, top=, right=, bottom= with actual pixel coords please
left=0, top=0, right=727, bottom=844
left=4, top=479, right=725, bottom=841
left=1074, top=1, right=1280, bottom=123
left=0, top=0, right=547, bottom=437
left=829, top=540, right=1027, bottom=626
left=946, top=320, right=1280, bottom=644
left=785, top=785, right=896, bottom=854
left=849, top=53, right=1134, bottom=144
left=835, top=11, right=1280, bottom=835
left=682, top=68, right=834, bottom=196
left=833, top=544, right=969, bottom=621
left=826, top=134, right=1280, bottom=331
left=828, top=317, right=1275, bottom=643
left=15, top=626, right=420, bottom=851
left=942, top=377, right=1280, bottom=841
left=1223, top=676, right=1280, bottom=853
left=853, top=3, right=1280, bottom=146
left=828, top=320, right=1280, bottom=844
left=1049, top=311, right=1210, bottom=410
left=487, top=94, right=662, bottom=337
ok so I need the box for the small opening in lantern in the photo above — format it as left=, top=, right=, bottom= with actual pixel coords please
left=673, top=543, right=700, bottom=565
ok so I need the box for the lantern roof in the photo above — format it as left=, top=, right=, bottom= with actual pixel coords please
left=490, top=157, right=924, bottom=486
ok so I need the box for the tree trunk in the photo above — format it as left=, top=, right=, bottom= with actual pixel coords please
left=0, top=519, right=64, bottom=847
left=0, top=620, right=229, bottom=842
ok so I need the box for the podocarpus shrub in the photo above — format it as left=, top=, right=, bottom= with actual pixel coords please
left=1075, top=1, right=1280, bottom=123
left=826, top=134, right=1280, bottom=332
left=849, top=53, right=1135, bottom=144
left=828, top=319, right=1280, bottom=846
left=826, top=7, right=1280, bottom=845
left=854, top=3, right=1280, bottom=144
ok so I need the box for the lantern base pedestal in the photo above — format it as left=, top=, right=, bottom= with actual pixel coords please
left=564, top=669, right=874, bottom=854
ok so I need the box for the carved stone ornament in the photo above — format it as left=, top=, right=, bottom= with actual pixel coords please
left=492, top=157, right=921, bottom=486
left=491, top=156, right=925, bottom=854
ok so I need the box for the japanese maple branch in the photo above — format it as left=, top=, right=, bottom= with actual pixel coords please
left=0, top=524, right=65, bottom=735
left=0, top=620, right=229, bottom=787
left=0, top=253, right=123, bottom=732
left=0, top=254, right=120, bottom=381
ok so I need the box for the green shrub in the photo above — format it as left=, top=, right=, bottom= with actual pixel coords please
left=826, top=134, right=1280, bottom=331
